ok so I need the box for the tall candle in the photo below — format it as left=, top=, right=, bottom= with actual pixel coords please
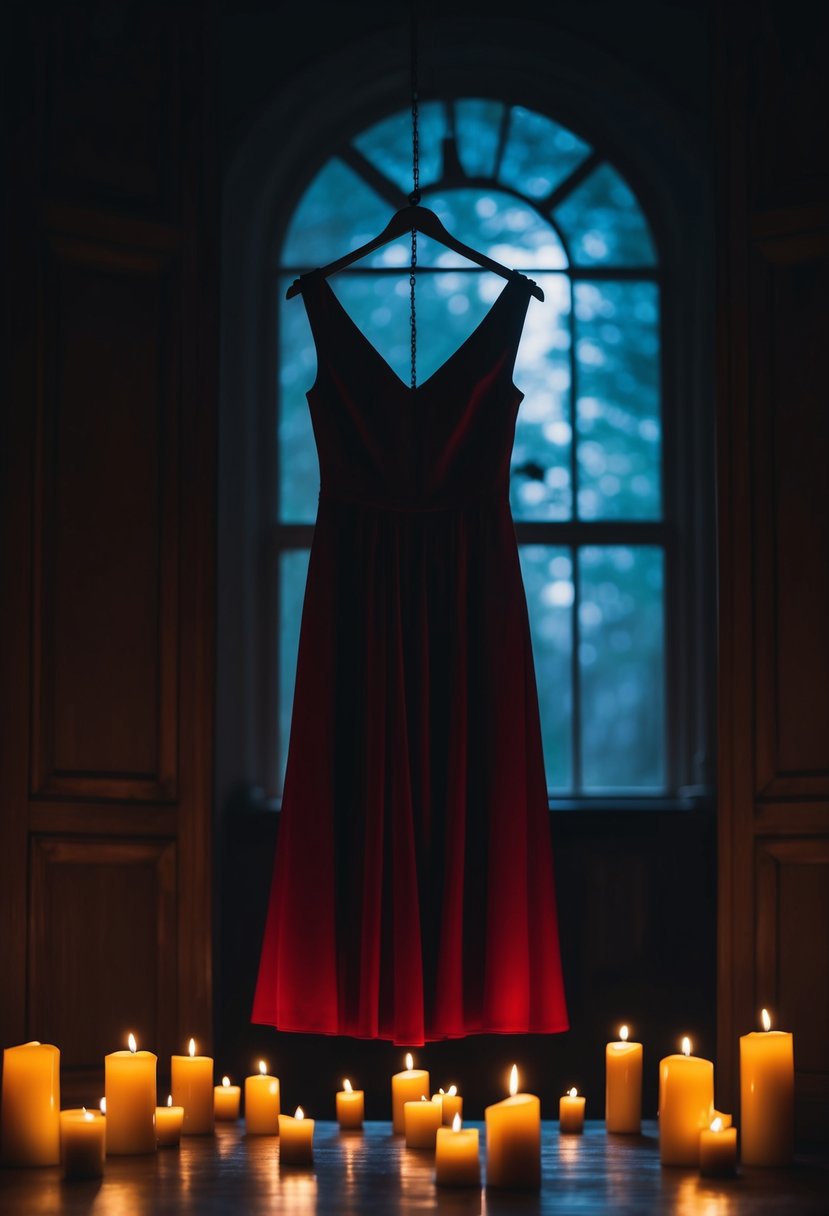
left=0, top=1041, right=60, bottom=1166
left=658, top=1036, right=714, bottom=1165
left=432, top=1086, right=463, bottom=1127
left=59, top=1108, right=105, bottom=1179
left=104, top=1033, right=157, bottom=1155
left=336, top=1079, right=364, bottom=1130
left=245, top=1060, right=280, bottom=1134
left=739, top=1008, right=794, bottom=1166
left=559, top=1088, right=586, bottom=1134
left=155, top=1094, right=184, bottom=1147
left=279, top=1107, right=314, bottom=1165
left=404, top=1096, right=442, bottom=1149
left=392, top=1053, right=430, bottom=1134
left=435, top=1114, right=480, bottom=1187
left=606, top=1024, right=642, bottom=1133
left=171, top=1038, right=214, bottom=1135
left=485, top=1065, right=541, bottom=1190
left=214, top=1076, right=241, bottom=1122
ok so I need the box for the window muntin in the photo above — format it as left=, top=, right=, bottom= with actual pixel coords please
left=276, top=98, right=665, bottom=799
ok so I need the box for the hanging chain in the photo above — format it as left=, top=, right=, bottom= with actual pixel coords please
left=409, top=2, right=420, bottom=389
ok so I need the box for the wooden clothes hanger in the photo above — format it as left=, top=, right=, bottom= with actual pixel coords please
left=285, top=203, right=545, bottom=301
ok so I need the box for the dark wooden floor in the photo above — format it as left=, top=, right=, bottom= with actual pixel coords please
left=1, top=1121, right=827, bottom=1215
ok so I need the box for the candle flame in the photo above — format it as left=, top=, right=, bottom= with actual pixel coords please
left=295, top=1107, right=304, bottom=1120
left=681, top=1036, right=691, bottom=1056
left=223, top=1076, right=231, bottom=1088
left=509, top=1065, right=519, bottom=1096
left=128, top=1033, right=137, bottom=1053
left=83, top=1108, right=93, bottom=1122
left=100, top=1098, right=106, bottom=1115
left=439, top=1087, right=445, bottom=1095
left=259, top=1060, right=267, bottom=1075
left=761, top=1008, right=771, bottom=1032
left=188, top=1038, right=196, bottom=1057
left=343, top=1078, right=352, bottom=1093
left=452, top=1113, right=462, bottom=1132
left=447, top=1084, right=457, bottom=1097
left=568, top=1088, right=578, bottom=1098
left=405, top=1052, right=413, bottom=1071
left=620, top=1025, right=629, bottom=1042
left=710, top=1117, right=724, bottom=1133
left=421, top=1095, right=428, bottom=1101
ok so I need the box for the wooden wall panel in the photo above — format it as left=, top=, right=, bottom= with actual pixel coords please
left=41, top=9, right=178, bottom=215
left=31, top=235, right=179, bottom=803
left=29, top=837, right=177, bottom=1071
left=754, top=233, right=829, bottom=800
left=756, top=839, right=829, bottom=1136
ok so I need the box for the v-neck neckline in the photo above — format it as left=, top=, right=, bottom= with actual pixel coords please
left=319, top=272, right=525, bottom=395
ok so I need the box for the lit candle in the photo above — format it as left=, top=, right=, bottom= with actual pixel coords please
left=279, top=1106, right=314, bottom=1166
left=104, top=1033, right=157, bottom=1155
left=739, top=1008, right=794, bottom=1166
left=0, top=1041, right=61, bottom=1166
left=605, top=1024, right=642, bottom=1133
left=658, top=1036, right=714, bottom=1165
left=392, top=1053, right=430, bottom=1134
left=171, top=1038, right=214, bottom=1135
left=59, top=1107, right=105, bottom=1179
left=432, top=1085, right=463, bottom=1127
left=484, top=1065, right=541, bottom=1190
left=712, top=1108, right=733, bottom=1129
left=404, top=1095, right=442, bottom=1149
left=155, top=1094, right=184, bottom=1147
left=336, top=1079, right=364, bottom=1130
left=699, top=1116, right=738, bottom=1177
left=214, top=1076, right=241, bottom=1122
left=245, top=1060, right=280, bottom=1134
left=559, top=1087, right=586, bottom=1134
left=435, top=1113, right=480, bottom=1187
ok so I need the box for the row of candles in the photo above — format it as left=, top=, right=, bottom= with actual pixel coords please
left=0, top=1011, right=794, bottom=1189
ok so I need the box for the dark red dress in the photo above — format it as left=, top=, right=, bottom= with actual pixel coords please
left=252, top=270, right=568, bottom=1045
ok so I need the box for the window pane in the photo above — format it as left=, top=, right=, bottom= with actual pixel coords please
left=279, top=276, right=320, bottom=522
left=281, top=159, right=392, bottom=266
left=279, top=548, right=311, bottom=792
left=553, top=163, right=657, bottom=266
left=578, top=546, right=665, bottom=790
left=519, top=546, right=574, bottom=791
left=455, top=98, right=505, bottom=178
left=511, top=273, right=573, bottom=521
left=499, top=106, right=592, bottom=200
left=574, top=281, right=661, bottom=520
left=353, top=101, right=446, bottom=194
left=327, top=269, right=514, bottom=386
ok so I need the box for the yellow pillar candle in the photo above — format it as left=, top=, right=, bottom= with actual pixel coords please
left=392, top=1053, right=430, bottom=1134
left=59, top=1108, right=105, bottom=1179
left=605, top=1024, right=643, bottom=1133
left=658, top=1036, right=714, bottom=1165
left=484, top=1065, right=541, bottom=1191
left=432, top=1086, right=463, bottom=1127
left=336, top=1079, right=364, bottom=1130
left=435, top=1114, right=480, bottom=1187
left=104, top=1033, right=157, bottom=1155
left=214, top=1076, right=241, bottom=1121
left=155, top=1095, right=184, bottom=1147
left=171, top=1038, right=214, bottom=1135
left=245, top=1060, right=280, bottom=1134
left=404, top=1096, right=442, bottom=1149
left=0, top=1041, right=60, bottom=1166
left=559, top=1088, right=586, bottom=1133
left=279, top=1107, right=314, bottom=1165
left=699, top=1117, right=738, bottom=1177
left=739, top=1008, right=794, bottom=1166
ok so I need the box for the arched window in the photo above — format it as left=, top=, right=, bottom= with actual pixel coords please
left=274, top=98, right=666, bottom=801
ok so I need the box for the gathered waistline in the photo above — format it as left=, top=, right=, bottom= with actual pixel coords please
left=318, top=485, right=510, bottom=515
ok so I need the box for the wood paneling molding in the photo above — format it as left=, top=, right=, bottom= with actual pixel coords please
left=30, top=232, right=180, bottom=803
